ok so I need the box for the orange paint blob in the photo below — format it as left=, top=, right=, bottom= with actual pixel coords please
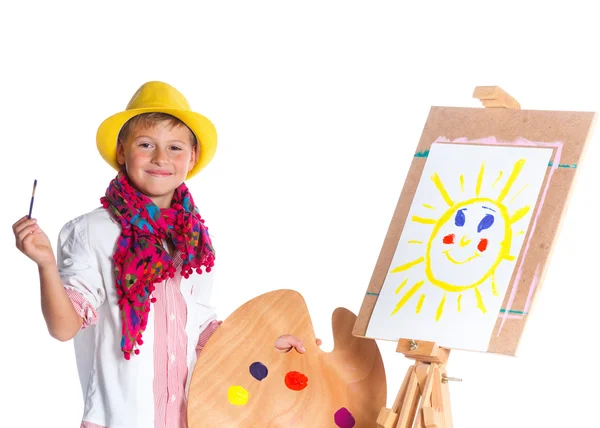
left=285, top=371, right=308, bottom=391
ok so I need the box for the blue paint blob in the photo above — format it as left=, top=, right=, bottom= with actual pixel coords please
left=249, top=362, right=268, bottom=381
left=477, top=213, right=495, bottom=232
left=454, top=209, right=466, bottom=227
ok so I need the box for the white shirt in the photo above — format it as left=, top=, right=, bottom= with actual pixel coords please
left=57, top=207, right=217, bottom=428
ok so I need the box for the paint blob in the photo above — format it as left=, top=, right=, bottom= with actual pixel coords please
left=284, top=371, right=308, bottom=391
left=334, top=407, right=356, bottom=428
left=227, top=385, right=249, bottom=406
left=249, top=362, right=268, bottom=381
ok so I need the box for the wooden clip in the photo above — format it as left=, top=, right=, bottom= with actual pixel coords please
left=473, top=86, right=521, bottom=109
left=396, top=339, right=449, bottom=365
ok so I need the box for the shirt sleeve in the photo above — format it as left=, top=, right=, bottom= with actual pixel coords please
left=57, top=216, right=106, bottom=329
left=65, top=287, right=98, bottom=329
left=195, top=319, right=221, bottom=358
left=80, top=421, right=107, bottom=428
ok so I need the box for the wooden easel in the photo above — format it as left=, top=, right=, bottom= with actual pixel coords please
left=375, top=86, right=521, bottom=428
left=376, top=339, right=456, bottom=428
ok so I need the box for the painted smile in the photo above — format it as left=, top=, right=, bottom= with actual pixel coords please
left=442, top=250, right=480, bottom=265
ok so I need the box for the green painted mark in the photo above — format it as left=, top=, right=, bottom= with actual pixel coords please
left=548, top=162, right=577, bottom=168
left=500, top=308, right=528, bottom=315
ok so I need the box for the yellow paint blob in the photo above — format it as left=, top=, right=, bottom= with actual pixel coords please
left=228, top=385, right=249, bottom=406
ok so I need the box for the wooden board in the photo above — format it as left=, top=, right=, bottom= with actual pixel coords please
left=353, top=106, right=596, bottom=355
left=188, top=289, right=386, bottom=427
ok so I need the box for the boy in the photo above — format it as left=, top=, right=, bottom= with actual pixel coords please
left=13, top=81, right=308, bottom=427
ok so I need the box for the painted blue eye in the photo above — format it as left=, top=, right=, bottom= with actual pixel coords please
left=454, top=209, right=466, bottom=227
left=477, top=214, right=495, bottom=232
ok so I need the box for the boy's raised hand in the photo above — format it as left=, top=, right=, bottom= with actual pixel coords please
left=275, top=334, right=323, bottom=354
left=13, top=216, right=55, bottom=267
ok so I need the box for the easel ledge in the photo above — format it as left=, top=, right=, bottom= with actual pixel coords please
left=375, top=86, right=519, bottom=428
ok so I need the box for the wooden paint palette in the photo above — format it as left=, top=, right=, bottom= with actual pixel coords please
left=188, top=289, right=387, bottom=427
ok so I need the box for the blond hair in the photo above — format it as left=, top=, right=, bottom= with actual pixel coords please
left=118, top=112, right=198, bottom=146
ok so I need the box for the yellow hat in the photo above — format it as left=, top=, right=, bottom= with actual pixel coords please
left=96, top=81, right=217, bottom=180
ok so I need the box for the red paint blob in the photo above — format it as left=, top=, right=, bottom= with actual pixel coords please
left=477, top=238, right=488, bottom=252
left=285, top=371, right=308, bottom=391
left=443, top=234, right=455, bottom=244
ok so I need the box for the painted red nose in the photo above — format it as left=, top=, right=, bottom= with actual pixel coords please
left=477, top=238, right=488, bottom=252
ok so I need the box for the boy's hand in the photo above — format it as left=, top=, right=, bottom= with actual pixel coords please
left=275, top=334, right=323, bottom=353
left=13, top=216, right=55, bottom=268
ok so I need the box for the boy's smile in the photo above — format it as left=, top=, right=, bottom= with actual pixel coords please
left=146, top=169, right=173, bottom=178
left=117, top=121, right=197, bottom=208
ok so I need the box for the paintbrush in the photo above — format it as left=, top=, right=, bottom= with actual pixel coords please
left=28, top=179, right=37, bottom=219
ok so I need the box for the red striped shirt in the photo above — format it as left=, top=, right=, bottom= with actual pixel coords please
left=68, top=275, right=220, bottom=428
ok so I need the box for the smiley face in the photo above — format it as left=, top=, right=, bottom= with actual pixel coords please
left=425, top=198, right=512, bottom=292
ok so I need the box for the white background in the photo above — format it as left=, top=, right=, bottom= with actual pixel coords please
left=1, top=1, right=599, bottom=427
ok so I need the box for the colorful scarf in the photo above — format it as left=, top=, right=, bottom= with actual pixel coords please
left=100, top=171, right=215, bottom=360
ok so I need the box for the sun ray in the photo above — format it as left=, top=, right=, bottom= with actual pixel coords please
left=422, top=204, right=436, bottom=210
left=412, top=216, right=437, bottom=225
left=436, top=292, right=447, bottom=321
left=460, top=174, right=465, bottom=192
left=416, top=294, right=426, bottom=313
left=431, top=173, right=454, bottom=207
left=497, top=159, right=526, bottom=203
left=491, top=273, right=498, bottom=296
left=408, top=240, right=423, bottom=244
left=510, top=205, right=531, bottom=224
left=492, top=171, right=503, bottom=188
left=474, top=288, right=487, bottom=314
left=395, top=278, right=409, bottom=294
left=457, top=294, right=462, bottom=312
left=510, top=184, right=529, bottom=203
left=475, top=162, right=485, bottom=196
left=517, top=230, right=525, bottom=235
left=391, top=281, right=425, bottom=315
left=390, top=257, right=424, bottom=273
left=504, top=254, right=516, bottom=261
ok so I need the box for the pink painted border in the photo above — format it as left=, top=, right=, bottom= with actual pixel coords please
left=431, top=136, right=562, bottom=335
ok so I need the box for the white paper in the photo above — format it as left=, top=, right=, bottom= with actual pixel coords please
left=366, top=142, right=553, bottom=351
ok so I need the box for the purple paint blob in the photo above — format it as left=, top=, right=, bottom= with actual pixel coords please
left=249, top=362, right=268, bottom=381
left=334, top=407, right=355, bottom=428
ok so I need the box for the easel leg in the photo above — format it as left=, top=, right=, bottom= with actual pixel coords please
left=411, top=364, right=432, bottom=428
left=439, top=373, right=453, bottom=428
left=420, top=366, right=445, bottom=428
left=393, top=364, right=415, bottom=411
left=395, top=365, right=423, bottom=428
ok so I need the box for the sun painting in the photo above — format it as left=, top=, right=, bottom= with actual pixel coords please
left=390, top=157, right=530, bottom=321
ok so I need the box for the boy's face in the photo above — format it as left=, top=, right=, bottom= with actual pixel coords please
left=116, top=121, right=197, bottom=208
